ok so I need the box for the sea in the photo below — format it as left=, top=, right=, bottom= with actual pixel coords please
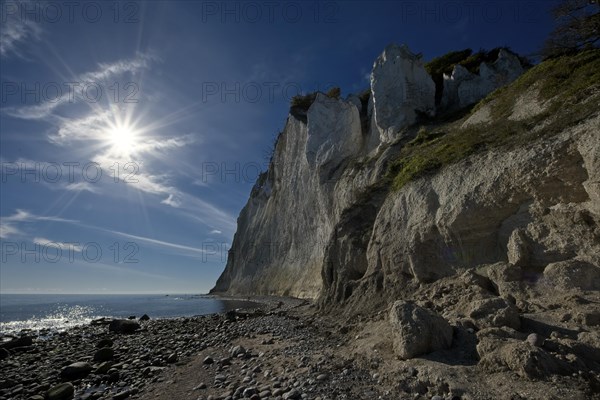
left=0, top=294, right=259, bottom=335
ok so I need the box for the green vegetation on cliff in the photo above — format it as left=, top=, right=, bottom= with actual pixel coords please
left=389, top=49, right=600, bottom=191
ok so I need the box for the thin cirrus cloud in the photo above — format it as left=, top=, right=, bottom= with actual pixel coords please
left=65, top=182, right=98, bottom=193
left=2, top=52, right=155, bottom=120
left=0, top=1, right=42, bottom=58
left=32, top=237, right=84, bottom=252
left=0, top=209, right=77, bottom=239
left=96, top=227, right=208, bottom=257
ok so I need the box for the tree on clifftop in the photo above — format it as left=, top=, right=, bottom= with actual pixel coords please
left=542, top=0, right=600, bottom=59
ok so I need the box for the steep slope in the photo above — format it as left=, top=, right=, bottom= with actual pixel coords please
left=211, top=46, right=600, bottom=307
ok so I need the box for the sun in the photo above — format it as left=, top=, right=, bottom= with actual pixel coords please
left=108, top=125, right=138, bottom=156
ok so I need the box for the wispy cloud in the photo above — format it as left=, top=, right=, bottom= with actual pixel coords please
left=2, top=209, right=76, bottom=223
left=65, top=182, right=98, bottom=193
left=210, top=229, right=222, bottom=235
left=0, top=1, right=42, bottom=58
left=33, top=237, right=83, bottom=252
left=0, top=209, right=77, bottom=239
left=0, top=224, right=22, bottom=239
left=3, top=53, right=155, bottom=120
left=100, top=228, right=207, bottom=255
left=161, top=194, right=181, bottom=207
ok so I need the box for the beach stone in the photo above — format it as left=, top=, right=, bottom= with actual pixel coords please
left=283, top=389, right=301, bottom=399
left=94, top=347, right=114, bottom=361
left=94, top=361, right=112, bottom=374
left=109, top=319, right=140, bottom=334
left=526, top=333, right=545, bottom=347
left=389, top=301, right=453, bottom=359
left=113, top=390, right=131, bottom=400
left=166, top=353, right=178, bottom=363
left=0, top=336, right=33, bottom=350
left=230, top=345, right=246, bottom=357
left=139, top=314, right=150, bottom=321
left=203, top=356, right=214, bottom=364
left=46, top=382, right=74, bottom=400
left=0, top=348, right=9, bottom=360
left=96, top=338, right=113, bottom=348
left=60, top=362, right=93, bottom=381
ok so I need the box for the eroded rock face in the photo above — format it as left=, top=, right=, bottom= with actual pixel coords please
left=476, top=333, right=572, bottom=379
left=212, top=94, right=375, bottom=298
left=356, top=118, right=600, bottom=304
left=442, top=49, right=524, bottom=111
left=211, top=45, right=599, bottom=311
left=389, top=301, right=453, bottom=359
left=370, top=44, right=435, bottom=143
left=543, top=259, right=600, bottom=291
left=467, top=297, right=521, bottom=330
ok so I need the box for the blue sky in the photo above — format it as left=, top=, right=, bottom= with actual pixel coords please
left=0, top=0, right=557, bottom=294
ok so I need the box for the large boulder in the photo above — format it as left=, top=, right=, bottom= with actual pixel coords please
left=477, top=331, right=573, bottom=379
left=543, top=259, right=600, bottom=290
left=467, top=297, right=521, bottom=330
left=389, top=301, right=453, bottom=359
left=0, top=335, right=33, bottom=350
left=108, top=319, right=140, bottom=334
left=370, top=44, right=435, bottom=143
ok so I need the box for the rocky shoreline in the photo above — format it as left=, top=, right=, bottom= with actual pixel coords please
left=1, top=295, right=599, bottom=400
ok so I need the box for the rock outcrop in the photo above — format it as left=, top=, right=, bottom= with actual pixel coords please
left=370, top=44, right=435, bottom=143
left=211, top=94, right=377, bottom=298
left=211, top=46, right=600, bottom=313
left=441, top=49, right=524, bottom=111
left=210, top=45, right=600, bottom=395
left=389, top=301, right=453, bottom=359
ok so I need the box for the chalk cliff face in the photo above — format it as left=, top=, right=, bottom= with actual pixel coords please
left=211, top=94, right=378, bottom=298
left=441, top=49, right=524, bottom=110
left=211, top=45, right=600, bottom=310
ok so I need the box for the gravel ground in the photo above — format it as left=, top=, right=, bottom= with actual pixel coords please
left=1, top=296, right=598, bottom=400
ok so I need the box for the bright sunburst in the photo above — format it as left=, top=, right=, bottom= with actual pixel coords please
left=107, top=124, right=139, bottom=157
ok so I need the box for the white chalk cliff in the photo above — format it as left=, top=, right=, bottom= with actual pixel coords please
left=211, top=45, right=600, bottom=312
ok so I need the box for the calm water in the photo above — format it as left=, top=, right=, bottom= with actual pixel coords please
left=0, top=294, right=258, bottom=334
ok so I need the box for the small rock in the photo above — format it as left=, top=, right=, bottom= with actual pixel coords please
left=94, top=361, right=112, bottom=374
left=166, top=353, right=178, bottom=363
left=46, top=382, right=74, bottom=400
left=526, top=333, right=545, bottom=347
left=139, top=314, right=150, bottom=321
left=230, top=345, right=246, bottom=357
left=203, top=356, right=214, bottom=364
left=60, top=362, right=93, bottom=381
left=283, top=389, right=301, bottom=400
left=94, top=347, right=114, bottom=362
left=113, top=390, right=130, bottom=400
left=96, top=338, right=113, bottom=348
left=108, top=319, right=140, bottom=334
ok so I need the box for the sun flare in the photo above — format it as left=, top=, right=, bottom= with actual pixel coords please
left=108, top=125, right=138, bottom=156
